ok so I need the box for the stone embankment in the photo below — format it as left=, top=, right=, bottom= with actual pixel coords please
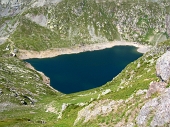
left=18, top=41, right=149, bottom=59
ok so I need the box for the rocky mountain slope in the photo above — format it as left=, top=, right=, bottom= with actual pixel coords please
left=0, top=37, right=170, bottom=127
left=0, top=0, right=170, bottom=126
left=1, top=0, right=170, bottom=50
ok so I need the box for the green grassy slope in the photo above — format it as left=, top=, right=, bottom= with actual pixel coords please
left=1, top=38, right=169, bottom=126
left=0, top=43, right=63, bottom=126
left=1, top=0, right=170, bottom=126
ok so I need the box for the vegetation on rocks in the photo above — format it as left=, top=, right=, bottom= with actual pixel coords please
left=0, top=38, right=170, bottom=126
left=0, top=0, right=170, bottom=126
left=1, top=0, right=170, bottom=51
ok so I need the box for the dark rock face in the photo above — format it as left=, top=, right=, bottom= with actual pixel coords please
left=156, top=50, right=170, bottom=83
left=167, top=46, right=170, bottom=51
left=0, top=89, right=2, bottom=94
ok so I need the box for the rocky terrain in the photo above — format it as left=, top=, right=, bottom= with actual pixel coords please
left=137, top=47, right=170, bottom=127
left=1, top=41, right=169, bottom=126
left=0, top=0, right=170, bottom=126
left=0, top=0, right=170, bottom=50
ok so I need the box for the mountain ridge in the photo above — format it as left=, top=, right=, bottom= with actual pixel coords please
left=1, top=0, right=170, bottom=50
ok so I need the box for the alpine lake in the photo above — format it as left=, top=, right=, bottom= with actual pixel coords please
left=25, top=46, right=143, bottom=94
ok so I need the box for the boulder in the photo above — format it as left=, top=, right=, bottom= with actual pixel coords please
left=21, top=100, right=27, bottom=105
left=136, top=88, right=170, bottom=127
left=156, top=49, right=170, bottom=82
left=146, top=81, right=166, bottom=98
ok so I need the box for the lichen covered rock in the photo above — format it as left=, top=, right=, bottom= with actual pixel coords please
left=74, top=99, right=123, bottom=125
left=136, top=88, right=170, bottom=127
left=156, top=50, right=170, bottom=82
left=146, top=81, right=166, bottom=98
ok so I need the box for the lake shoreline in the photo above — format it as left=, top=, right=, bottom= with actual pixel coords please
left=18, top=41, right=150, bottom=60
left=25, top=45, right=143, bottom=93
left=25, top=62, right=60, bottom=93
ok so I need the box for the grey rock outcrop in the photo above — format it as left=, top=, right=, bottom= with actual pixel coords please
left=31, top=0, right=62, bottom=7
left=156, top=49, right=170, bottom=82
left=74, top=99, right=123, bottom=125
left=137, top=50, right=170, bottom=126
left=136, top=88, right=170, bottom=127
left=166, top=15, right=170, bottom=37
left=146, top=81, right=166, bottom=98
left=25, top=14, right=48, bottom=27
left=0, top=0, right=33, bottom=17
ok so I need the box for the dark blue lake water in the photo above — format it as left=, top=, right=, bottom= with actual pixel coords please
left=25, top=46, right=143, bottom=94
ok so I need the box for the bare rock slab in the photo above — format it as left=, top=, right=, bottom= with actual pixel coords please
left=156, top=50, right=170, bottom=82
